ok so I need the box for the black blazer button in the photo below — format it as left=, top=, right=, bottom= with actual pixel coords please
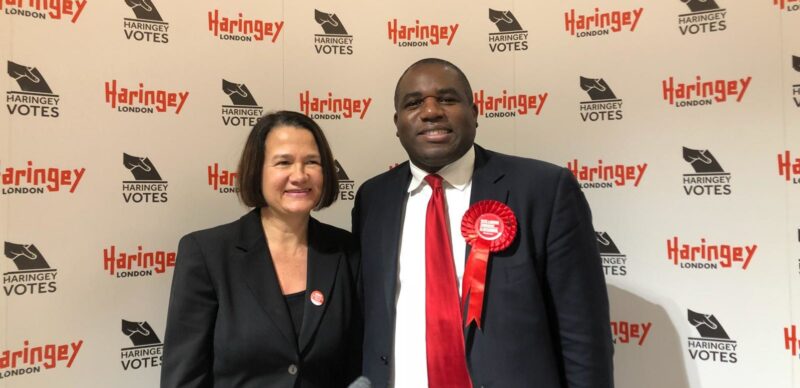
left=380, top=355, right=388, bottom=365
left=288, top=364, right=298, bottom=375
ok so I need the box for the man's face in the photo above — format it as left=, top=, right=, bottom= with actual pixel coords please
left=394, top=63, right=477, bottom=173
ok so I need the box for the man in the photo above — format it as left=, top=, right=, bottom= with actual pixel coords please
left=352, top=58, right=614, bottom=388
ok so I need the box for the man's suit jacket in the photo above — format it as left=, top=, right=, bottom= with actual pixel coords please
left=161, top=209, right=361, bottom=388
left=352, top=145, right=613, bottom=388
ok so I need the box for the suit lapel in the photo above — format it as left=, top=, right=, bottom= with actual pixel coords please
left=236, top=209, right=298, bottom=350
left=379, top=164, right=412, bottom=316
left=467, top=145, right=510, bottom=261
left=298, top=218, right=341, bottom=353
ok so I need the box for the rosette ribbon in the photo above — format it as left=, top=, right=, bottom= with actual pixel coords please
left=460, top=200, right=517, bottom=329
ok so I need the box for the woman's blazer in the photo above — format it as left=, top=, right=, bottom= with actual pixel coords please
left=161, top=209, right=361, bottom=388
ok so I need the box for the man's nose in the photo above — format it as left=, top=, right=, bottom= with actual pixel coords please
left=420, top=96, right=444, bottom=120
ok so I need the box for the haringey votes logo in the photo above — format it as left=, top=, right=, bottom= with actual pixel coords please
left=103, top=244, right=176, bottom=278
left=473, top=89, right=548, bottom=119
left=314, top=10, right=353, bottom=55
left=387, top=18, right=459, bottom=47
left=567, top=159, right=647, bottom=189
left=105, top=80, right=189, bottom=114
left=299, top=91, right=372, bottom=120
left=7, top=61, right=59, bottom=118
left=777, top=150, right=800, bottom=184
left=335, top=160, right=355, bottom=201
left=667, top=236, right=756, bottom=270
left=610, top=320, right=651, bottom=346
left=596, top=232, right=627, bottom=276
left=208, top=163, right=239, bottom=194
left=564, top=7, right=644, bottom=38
left=1, top=0, right=86, bottom=23
left=785, top=325, right=800, bottom=358
left=0, top=339, right=83, bottom=380
left=791, top=56, right=800, bottom=108
left=662, top=75, right=751, bottom=107
left=579, top=77, right=623, bottom=122
left=221, top=79, right=263, bottom=127
left=774, top=0, right=800, bottom=11
left=1, top=160, right=85, bottom=195
left=682, top=147, right=731, bottom=195
left=487, top=9, right=528, bottom=52
left=122, top=153, right=168, bottom=203
left=3, top=242, right=57, bottom=296
left=123, top=0, right=168, bottom=43
left=208, top=9, right=283, bottom=43
left=120, top=320, right=163, bottom=371
left=677, top=0, right=727, bottom=35
left=687, top=309, right=738, bottom=363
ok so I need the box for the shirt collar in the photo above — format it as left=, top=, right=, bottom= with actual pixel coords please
left=407, top=146, right=475, bottom=193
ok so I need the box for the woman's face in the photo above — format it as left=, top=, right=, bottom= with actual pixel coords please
left=261, top=125, right=323, bottom=217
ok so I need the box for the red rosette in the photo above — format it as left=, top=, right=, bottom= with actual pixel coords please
left=461, top=200, right=517, bottom=252
left=460, top=200, right=517, bottom=329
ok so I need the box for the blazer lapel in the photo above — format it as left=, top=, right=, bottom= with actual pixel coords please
left=298, top=218, right=341, bottom=353
left=467, top=144, right=511, bottom=261
left=237, top=209, right=298, bottom=350
left=378, top=164, right=412, bottom=317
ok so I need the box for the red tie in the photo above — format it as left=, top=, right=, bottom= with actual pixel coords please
left=424, top=174, right=473, bottom=388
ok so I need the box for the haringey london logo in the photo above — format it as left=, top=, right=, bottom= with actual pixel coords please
left=687, top=309, right=738, bottom=363
left=564, top=7, right=643, bottom=38
left=120, top=320, right=162, bottom=371
left=785, top=325, right=799, bottom=358
left=299, top=91, right=372, bottom=120
left=778, top=150, right=800, bottom=184
left=774, top=0, right=800, bottom=12
left=7, top=61, right=59, bottom=118
left=0, top=339, right=83, bottom=380
left=1, top=161, right=85, bottom=195
left=487, top=9, right=528, bottom=52
left=610, top=320, right=651, bottom=346
left=387, top=18, right=459, bottom=47
left=567, top=159, right=647, bottom=189
left=208, top=9, right=284, bottom=43
left=579, top=77, right=622, bottom=122
left=314, top=10, right=353, bottom=55
left=682, top=147, right=731, bottom=195
left=677, top=0, right=727, bottom=35
left=103, top=244, right=175, bottom=278
left=662, top=75, right=751, bottom=107
left=123, top=0, right=168, bottom=43
left=667, top=236, right=756, bottom=270
left=1, top=0, right=86, bottom=23
left=105, top=80, right=189, bottom=114
left=791, top=56, right=800, bottom=108
left=221, top=79, right=263, bottom=127
left=473, top=89, right=548, bottom=119
left=3, top=242, right=57, bottom=296
left=122, top=153, right=168, bottom=203
left=208, top=163, right=239, bottom=194
left=335, top=160, right=355, bottom=201
left=596, top=232, right=627, bottom=276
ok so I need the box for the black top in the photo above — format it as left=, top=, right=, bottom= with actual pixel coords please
left=285, top=290, right=306, bottom=339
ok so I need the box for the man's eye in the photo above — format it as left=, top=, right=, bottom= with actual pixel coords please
left=439, top=96, right=457, bottom=103
left=405, top=99, right=422, bottom=108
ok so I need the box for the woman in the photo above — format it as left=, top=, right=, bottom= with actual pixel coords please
left=161, top=111, right=361, bottom=388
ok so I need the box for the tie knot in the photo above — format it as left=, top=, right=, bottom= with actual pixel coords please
left=424, top=174, right=444, bottom=189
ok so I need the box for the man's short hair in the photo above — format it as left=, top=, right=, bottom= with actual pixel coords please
left=393, top=58, right=474, bottom=109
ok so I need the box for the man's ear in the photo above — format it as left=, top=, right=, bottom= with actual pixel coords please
left=472, top=103, right=479, bottom=127
left=394, top=112, right=399, bottom=136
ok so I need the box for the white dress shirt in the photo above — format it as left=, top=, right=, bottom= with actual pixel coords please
left=392, top=147, right=475, bottom=388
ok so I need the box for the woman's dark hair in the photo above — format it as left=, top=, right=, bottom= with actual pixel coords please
left=237, top=110, right=339, bottom=210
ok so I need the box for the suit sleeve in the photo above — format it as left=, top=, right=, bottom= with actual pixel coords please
left=161, top=234, right=218, bottom=388
left=545, top=168, right=614, bottom=388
